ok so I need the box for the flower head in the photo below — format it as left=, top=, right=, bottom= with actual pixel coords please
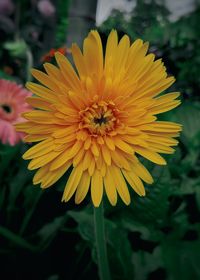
left=17, top=30, right=182, bottom=206
left=0, top=79, right=32, bottom=146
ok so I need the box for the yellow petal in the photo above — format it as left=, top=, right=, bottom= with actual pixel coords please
left=62, top=165, right=83, bottom=202
left=50, top=141, right=82, bottom=170
left=28, top=151, right=60, bottom=170
left=23, top=138, right=54, bottom=159
left=43, top=63, right=63, bottom=81
left=26, top=97, right=52, bottom=111
left=91, top=169, right=103, bottom=207
left=91, top=142, right=100, bottom=157
left=132, top=162, right=153, bottom=184
left=82, top=150, right=93, bottom=171
left=134, top=146, right=166, bottom=165
left=71, top=43, right=87, bottom=78
left=110, top=149, right=131, bottom=170
left=122, top=169, right=146, bottom=196
left=33, top=165, right=49, bottom=185
left=83, top=30, right=103, bottom=78
left=104, top=136, right=115, bottom=151
left=52, top=126, right=77, bottom=138
left=104, top=168, right=117, bottom=206
left=73, top=148, right=85, bottom=167
left=23, top=111, right=55, bottom=124
left=75, top=171, right=91, bottom=204
left=23, top=134, right=50, bottom=142
left=88, top=158, right=95, bottom=176
left=105, top=30, right=118, bottom=75
left=31, top=69, right=59, bottom=92
left=41, top=161, right=71, bottom=188
left=113, top=34, right=130, bottom=79
left=101, top=145, right=111, bottom=165
left=54, top=52, right=81, bottom=92
left=114, top=138, right=134, bottom=154
left=110, top=165, right=130, bottom=205
left=26, top=82, right=57, bottom=101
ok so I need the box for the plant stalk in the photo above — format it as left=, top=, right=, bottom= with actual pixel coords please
left=94, top=202, right=111, bottom=280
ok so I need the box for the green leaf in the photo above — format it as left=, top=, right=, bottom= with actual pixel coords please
left=0, top=225, right=36, bottom=252
left=161, top=240, right=200, bottom=280
left=124, top=165, right=172, bottom=227
left=132, top=247, right=163, bottom=280
left=3, top=39, right=28, bottom=58
left=69, top=208, right=134, bottom=279
left=36, top=214, right=69, bottom=251
left=174, top=102, right=200, bottom=149
left=19, top=184, right=43, bottom=235
left=0, top=144, right=19, bottom=181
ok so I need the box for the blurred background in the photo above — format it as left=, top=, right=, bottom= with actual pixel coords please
left=0, top=0, right=200, bottom=279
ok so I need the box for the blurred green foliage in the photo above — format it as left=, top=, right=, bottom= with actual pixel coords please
left=0, top=0, right=200, bottom=279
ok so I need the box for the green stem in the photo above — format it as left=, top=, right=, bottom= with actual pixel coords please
left=94, top=202, right=111, bottom=280
left=26, top=48, right=33, bottom=82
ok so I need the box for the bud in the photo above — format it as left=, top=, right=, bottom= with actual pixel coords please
left=37, top=0, right=55, bottom=17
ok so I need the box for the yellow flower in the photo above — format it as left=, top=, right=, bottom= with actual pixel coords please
left=17, top=30, right=182, bottom=207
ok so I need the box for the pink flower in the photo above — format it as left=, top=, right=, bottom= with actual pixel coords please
left=0, top=79, right=32, bottom=146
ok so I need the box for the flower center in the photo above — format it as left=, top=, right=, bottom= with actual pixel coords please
left=79, top=101, right=118, bottom=136
left=1, top=104, right=12, bottom=113
left=93, top=114, right=108, bottom=125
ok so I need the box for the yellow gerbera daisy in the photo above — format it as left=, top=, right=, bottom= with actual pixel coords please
left=17, top=30, right=182, bottom=207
